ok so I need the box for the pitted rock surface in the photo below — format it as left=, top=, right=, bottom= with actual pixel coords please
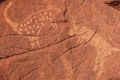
left=0, top=0, right=120, bottom=80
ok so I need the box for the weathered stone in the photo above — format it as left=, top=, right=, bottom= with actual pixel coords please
left=0, top=0, right=120, bottom=80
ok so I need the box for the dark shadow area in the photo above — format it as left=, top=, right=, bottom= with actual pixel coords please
left=105, top=0, right=120, bottom=10
left=105, top=0, right=120, bottom=6
left=0, top=0, right=5, bottom=4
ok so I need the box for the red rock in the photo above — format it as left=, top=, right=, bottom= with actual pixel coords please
left=0, top=0, right=120, bottom=80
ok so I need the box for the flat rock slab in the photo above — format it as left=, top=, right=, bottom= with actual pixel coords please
left=0, top=0, right=120, bottom=80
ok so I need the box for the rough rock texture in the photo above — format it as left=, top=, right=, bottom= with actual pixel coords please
left=0, top=0, right=120, bottom=80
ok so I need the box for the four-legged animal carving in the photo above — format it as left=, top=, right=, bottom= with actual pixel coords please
left=4, top=1, right=60, bottom=49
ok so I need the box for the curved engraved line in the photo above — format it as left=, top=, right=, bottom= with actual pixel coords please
left=20, top=0, right=61, bottom=24
left=4, top=1, right=60, bottom=26
left=19, top=0, right=61, bottom=24
left=20, top=9, right=60, bottom=24
left=60, top=55, right=73, bottom=80
left=4, top=1, right=39, bottom=49
left=70, top=24, right=120, bottom=79
left=4, top=1, right=18, bottom=28
left=4, top=1, right=60, bottom=49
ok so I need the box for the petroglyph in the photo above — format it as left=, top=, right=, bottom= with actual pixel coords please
left=3, top=1, right=74, bottom=80
left=60, top=55, right=73, bottom=80
left=69, top=23, right=120, bottom=80
left=4, top=1, right=60, bottom=49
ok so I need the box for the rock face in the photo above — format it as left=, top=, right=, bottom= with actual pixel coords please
left=0, top=0, right=120, bottom=80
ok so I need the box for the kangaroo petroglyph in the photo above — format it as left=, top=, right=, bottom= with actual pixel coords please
left=4, top=1, right=60, bottom=49
left=70, top=23, right=120, bottom=80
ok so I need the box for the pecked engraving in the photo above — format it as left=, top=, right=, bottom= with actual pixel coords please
left=4, top=1, right=60, bottom=49
left=3, top=1, right=73, bottom=80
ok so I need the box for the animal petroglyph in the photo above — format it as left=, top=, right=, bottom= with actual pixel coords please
left=4, top=1, right=73, bottom=80
left=69, top=23, right=120, bottom=80
left=4, top=1, right=60, bottom=49
left=60, top=55, right=73, bottom=80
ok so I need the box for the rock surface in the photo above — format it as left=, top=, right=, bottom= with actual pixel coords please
left=0, top=0, right=120, bottom=80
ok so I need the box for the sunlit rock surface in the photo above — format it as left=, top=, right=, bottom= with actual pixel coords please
left=0, top=0, right=120, bottom=80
